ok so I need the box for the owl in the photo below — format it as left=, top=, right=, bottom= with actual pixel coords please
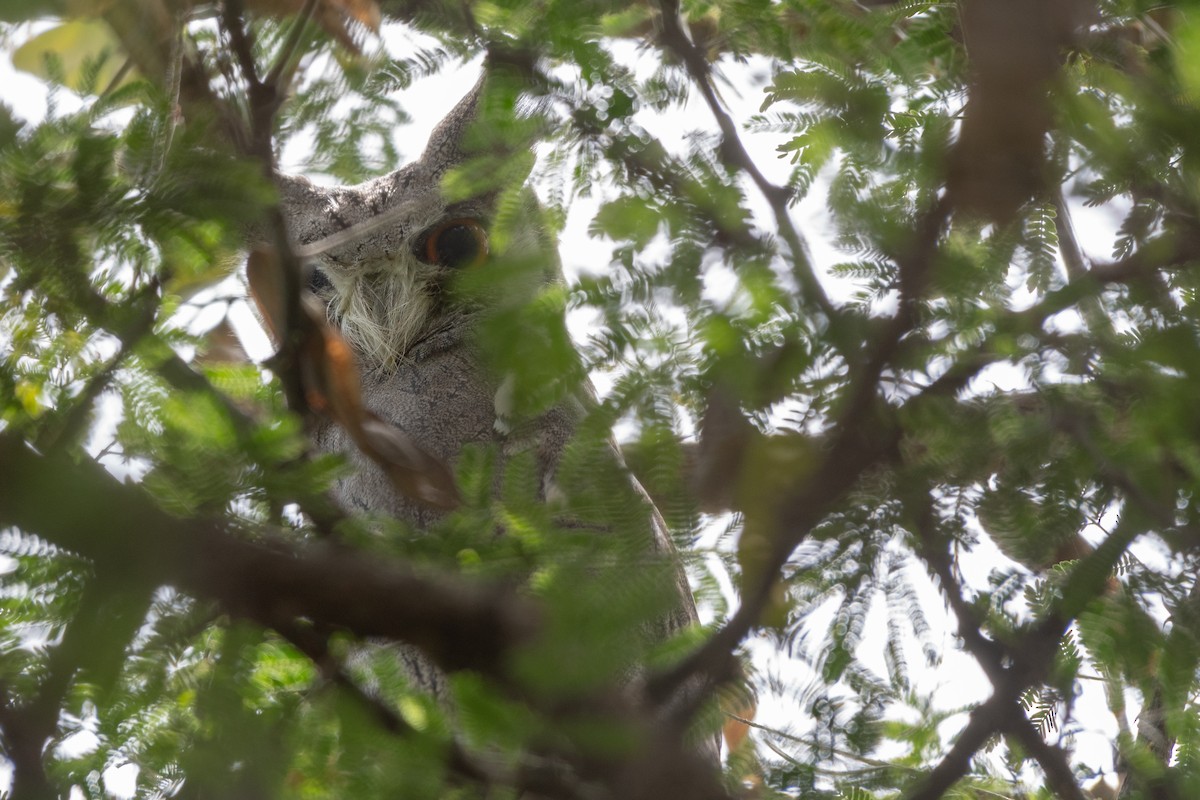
left=275, top=73, right=705, bottom=719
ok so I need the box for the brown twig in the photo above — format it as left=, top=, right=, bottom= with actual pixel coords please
left=646, top=192, right=952, bottom=714
left=272, top=619, right=510, bottom=792
left=903, top=486, right=1008, bottom=684
left=155, top=349, right=345, bottom=535
left=264, top=0, right=321, bottom=96
left=222, top=0, right=262, bottom=87
left=902, top=696, right=1086, bottom=800
left=1006, top=712, right=1088, bottom=800
left=654, top=0, right=841, bottom=341
left=0, top=433, right=732, bottom=800
left=903, top=693, right=1013, bottom=800
left=644, top=178, right=1189, bottom=718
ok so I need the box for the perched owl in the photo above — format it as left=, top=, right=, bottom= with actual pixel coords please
left=275, top=73, right=705, bottom=723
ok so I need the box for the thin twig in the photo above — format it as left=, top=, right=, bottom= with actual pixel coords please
left=155, top=8, right=186, bottom=177
left=98, top=57, right=135, bottom=99
left=155, top=350, right=345, bottom=536
left=0, top=580, right=153, bottom=800
left=265, top=0, right=321, bottom=96
left=892, top=480, right=1090, bottom=799
left=903, top=486, right=1008, bottom=684
left=221, top=0, right=262, bottom=89
left=1055, top=414, right=1180, bottom=533
left=727, top=713, right=904, bottom=771
left=645, top=200, right=953, bottom=714
left=273, top=620, right=506, bottom=791
left=1052, top=187, right=1116, bottom=351
left=653, top=0, right=842, bottom=343
left=212, top=2, right=312, bottom=418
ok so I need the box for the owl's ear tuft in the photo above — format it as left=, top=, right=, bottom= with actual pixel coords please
left=421, top=68, right=542, bottom=190
left=421, top=72, right=487, bottom=178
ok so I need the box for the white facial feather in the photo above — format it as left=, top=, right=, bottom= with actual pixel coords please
left=325, top=252, right=436, bottom=371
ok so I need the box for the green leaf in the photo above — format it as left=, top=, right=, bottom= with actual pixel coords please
left=590, top=195, right=662, bottom=246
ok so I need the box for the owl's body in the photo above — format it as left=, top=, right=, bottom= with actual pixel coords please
left=277, top=74, right=702, bottom=712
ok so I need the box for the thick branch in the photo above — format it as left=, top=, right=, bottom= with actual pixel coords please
left=903, top=693, right=1012, bottom=800
left=0, top=434, right=537, bottom=677
left=0, top=435, right=734, bottom=800
left=1007, top=713, right=1088, bottom=800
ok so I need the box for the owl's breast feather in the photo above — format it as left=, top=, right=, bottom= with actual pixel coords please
left=313, top=335, right=499, bottom=529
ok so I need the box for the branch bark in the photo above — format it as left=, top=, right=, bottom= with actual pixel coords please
left=0, top=434, right=538, bottom=677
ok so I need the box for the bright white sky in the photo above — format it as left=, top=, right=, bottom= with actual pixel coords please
left=0, top=17, right=1151, bottom=799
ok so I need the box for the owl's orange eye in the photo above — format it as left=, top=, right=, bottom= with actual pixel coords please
left=421, top=218, right=489, bottom=269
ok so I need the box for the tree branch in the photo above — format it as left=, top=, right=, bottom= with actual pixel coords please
left=903, top=486, right=1008, bottom=684
left=646, top=191, right=952, bottom=712
left=653, top=0, right=843, bottom=344
left=264, top=0, right=321, bottom=95
left=0, top=434, right=538, bottom=677
left=0, top=434, right=734, bottom=800
left=273, top=619, right=516, bottom=793
left=903, top=693, right=1012, bottom=800
left=1115, top=576, right=1200, bottom=800
left=1006, top=712, right=1088, bottom=800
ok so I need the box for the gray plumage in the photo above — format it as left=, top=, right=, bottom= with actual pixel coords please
left=276, top=73, right=703, bottom=717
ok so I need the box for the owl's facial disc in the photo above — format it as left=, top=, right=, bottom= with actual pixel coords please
left=301, top=212, right=493, bottom=372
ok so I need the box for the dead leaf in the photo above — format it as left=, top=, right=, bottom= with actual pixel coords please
left=356, top=412, right=461, bottom=510
left=330, top=0, right=380, bottom=31
left=246, top=246, right=286, bottom=344
left=293, top=295, right=461, bottom=510
left=248, top=243, right=460, bottom=510
left=720, top=687, right=757, bottom=755
left=198, top=317, right=250, bottom=364
left=297, top=295, right=361, bottom=419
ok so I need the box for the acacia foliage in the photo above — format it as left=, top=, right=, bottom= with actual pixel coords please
left=2, top=1, right=1200, bottom=799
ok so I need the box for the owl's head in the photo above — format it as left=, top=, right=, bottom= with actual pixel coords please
left=277, top=73, right=550, bottom=371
